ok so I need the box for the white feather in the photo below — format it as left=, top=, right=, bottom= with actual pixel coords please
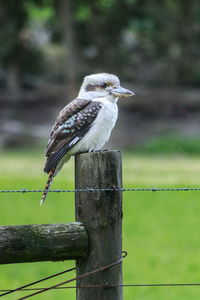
left=69, top=96, right=118, bottom=154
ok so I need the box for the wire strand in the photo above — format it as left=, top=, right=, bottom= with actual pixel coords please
left=0, top=267, right=76, bottom=297
left=2, top=282, right=200, bottom=293
left=1, top=187, right=200, bottom=193
left=17, top=253, right=126, bottom=300
left=0, top=252, right=127, bottom=299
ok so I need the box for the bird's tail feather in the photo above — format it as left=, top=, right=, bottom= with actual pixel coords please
left=40, top=166, right=56, bottom=206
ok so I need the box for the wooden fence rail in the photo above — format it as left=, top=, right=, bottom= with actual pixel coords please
left=0, top=222, right=88, bottom=264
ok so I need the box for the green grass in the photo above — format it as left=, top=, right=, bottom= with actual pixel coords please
left=1, top=151, right=200, bottom=299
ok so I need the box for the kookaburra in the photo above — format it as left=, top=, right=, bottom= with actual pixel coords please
left=41, top=73, right=134, bottom=205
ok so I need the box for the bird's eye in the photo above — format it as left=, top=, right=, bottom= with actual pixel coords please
left=99, top=83, right=107, bottom=88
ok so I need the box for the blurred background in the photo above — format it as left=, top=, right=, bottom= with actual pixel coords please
left=1, top=0, right=200, bottom=152
left=1, top=1, right=200, bottom=300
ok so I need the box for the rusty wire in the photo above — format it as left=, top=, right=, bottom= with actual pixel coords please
left=17, top=252, right=127, bottom=300
left=0, top=252, right=127, bottom=299
left=2, top=250, right=200, bottom=298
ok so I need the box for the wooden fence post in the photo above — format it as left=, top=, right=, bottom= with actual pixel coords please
left=75, top=150, right=123, bottom=300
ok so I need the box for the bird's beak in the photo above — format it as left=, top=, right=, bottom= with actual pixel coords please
left=110, top=86, right=135, bottom=98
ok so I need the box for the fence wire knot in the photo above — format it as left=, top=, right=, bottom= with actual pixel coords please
left=86, top=187, right=94, bottom=192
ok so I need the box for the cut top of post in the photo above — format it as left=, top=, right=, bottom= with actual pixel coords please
left=75, top=150, right=122, bottom=191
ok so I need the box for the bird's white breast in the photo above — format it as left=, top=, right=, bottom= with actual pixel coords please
left=71, top=98, right=118, bottom=154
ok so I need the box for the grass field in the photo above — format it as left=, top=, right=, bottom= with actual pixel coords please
left=1, top=150, right=200, bottom=299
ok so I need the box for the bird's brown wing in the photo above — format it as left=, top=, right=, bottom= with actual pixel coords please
left=44, top=98, right=102, bottom=173
left=45, top=98, right=90, bottom=156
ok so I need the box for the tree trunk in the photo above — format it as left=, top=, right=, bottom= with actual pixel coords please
left=56, top=0, right=77, bottom=98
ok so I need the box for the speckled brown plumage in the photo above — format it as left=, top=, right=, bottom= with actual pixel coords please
left=44, top=98, right=102, bottom=173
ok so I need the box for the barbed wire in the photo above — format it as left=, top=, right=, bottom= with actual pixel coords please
left=1, top=186, right=200, bottom=194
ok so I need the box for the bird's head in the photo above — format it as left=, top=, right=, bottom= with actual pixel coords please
left=78, top=73, right=135, bottom=101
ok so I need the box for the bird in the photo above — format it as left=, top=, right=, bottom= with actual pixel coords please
left=41, top=73, right=135, bottom=206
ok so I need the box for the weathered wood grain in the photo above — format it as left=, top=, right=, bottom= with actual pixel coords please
left=75, top=150, right=123, bottom=300
left=0, top=222, right=88, bottom=264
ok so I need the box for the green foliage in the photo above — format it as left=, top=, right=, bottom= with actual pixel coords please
left=0, top=0, right=49, bottom=88
left=0, top=1, right=27, bottom=65
left=75, top=3, right=91, bottom=22
left=127, top=0, right=200, bottom=84
left=0, top=0, right=200, bottom=86
left=25, top=1, right=54, bottom=22
left=73, top=0, right=136, bottom=74
left=62, top=0, right=200, bottom=84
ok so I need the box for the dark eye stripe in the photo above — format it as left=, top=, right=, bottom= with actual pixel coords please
left=86, top=84, right=97, bottom=91
left=86, top=82, right=109, bottom=91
